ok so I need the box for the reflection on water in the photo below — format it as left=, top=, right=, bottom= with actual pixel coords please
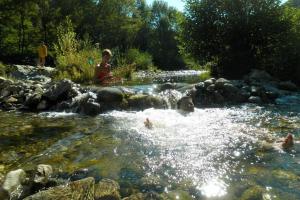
left=0, top=101, right=300, bottom=199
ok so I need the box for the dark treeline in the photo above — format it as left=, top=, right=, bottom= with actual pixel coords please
left=0, top=0, right=300, bottom=83
left=0, top=0, right=184, bottom=70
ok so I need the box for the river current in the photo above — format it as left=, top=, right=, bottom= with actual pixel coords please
left=0, top=85, right=300, bottom=199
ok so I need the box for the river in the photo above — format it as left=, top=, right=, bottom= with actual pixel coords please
left=0, top=83, right=300, bottom=199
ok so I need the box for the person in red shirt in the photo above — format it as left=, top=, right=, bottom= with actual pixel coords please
left=94, top=49, right=113, bottom=84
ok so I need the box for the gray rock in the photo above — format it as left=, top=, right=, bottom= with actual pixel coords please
left=95, top=179, right=121, bottom=200
left=278, top=81, right=298, bottom=91
left=24, top=177, right=95, bottom=200
left=204, top=79, right=214, bottom=88
left=248, top=96, right=262, bottom=104
left=8, top=65, right=56, bottom=80
left=247, top=69, right=274, bottom=82
left=79, top=98, right=101, bottom=116
left=43, top=79, right=74, bottom=101
left=34, top=164, right=53, bottom=185
left=25, top=93, right=42, bottom=109
left=95, top=87, right=124, bottom=103
left=177, top=96, right=194, bottom=112
left=157, top=82, right=175, bottom=91
left=1, top=169, right=26, bottom=197
left=215, top=78, right=231, bottom=89
left=128, top=95, right=167, bottom=110
left=206, top=84, right=215, bottom=92
left=37, top=100, right=48, bottom=110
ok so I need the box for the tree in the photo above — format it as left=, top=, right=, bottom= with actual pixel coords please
left=148, top=0, right=185, bottom=69
left=182, top=0, right=295, bottom=78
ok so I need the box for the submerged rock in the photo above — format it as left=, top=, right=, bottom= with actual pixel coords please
left=240, top=185, right=265, bottom=200
left=94, top=179, right=121, bottom=200
left=24, top=177, right=95, bottom=200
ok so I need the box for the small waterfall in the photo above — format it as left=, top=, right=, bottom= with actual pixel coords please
left=157, top=89, right=184, bottom=109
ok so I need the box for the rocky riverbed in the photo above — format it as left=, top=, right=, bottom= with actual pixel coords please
left=0, top=65, right=299, bottom=200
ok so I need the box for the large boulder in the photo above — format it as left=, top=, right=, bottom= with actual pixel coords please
left=94, top=179, right=121, bottom=200
left=177, top=96, right=194, bottom=112
left=43, top=79, right=74, bottom=102
left=215, top=78, right=231, bottom=89
left=79, top=97, right=101, bottom=116
left=127, top=95, right=167, bottom=110
left=0, top=169, right=27, bottom=200
left=95, top=87, right=124, bottom=103
left=25, top=93, right=42, bottom=109
left=247, top=69, right=274, bottom=82
left=24, top=177, right=95, bottom=200
left=278, top=81, right=298, bottom=91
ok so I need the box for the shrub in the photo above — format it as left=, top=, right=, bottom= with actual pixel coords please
left=125, top=49, right=154, bottom=70
left=53, top=18, right=101, bottom=83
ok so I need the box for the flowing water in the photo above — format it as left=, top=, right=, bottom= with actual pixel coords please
left=0, top=84, right=300, bottom=199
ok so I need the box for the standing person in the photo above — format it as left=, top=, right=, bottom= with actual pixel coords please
left=38, top=41, right=48, bottom=67
left=94, top=49, right=113, bottom=84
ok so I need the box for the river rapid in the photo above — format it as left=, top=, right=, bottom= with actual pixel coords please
left=0, top=85, right=300, bottom=199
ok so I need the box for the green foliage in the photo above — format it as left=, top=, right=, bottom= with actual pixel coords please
left=112, top=64, right=136, bottom=80
left=182, top=0, right=299, bottom=80
left=125, top=49, right=154, bottom=70
left=54, top=18, right=100, bottom=83
left=0, top=62, right=7, bottom=76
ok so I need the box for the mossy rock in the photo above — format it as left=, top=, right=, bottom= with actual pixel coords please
left=95, top=179, right=121, bottom=200
left=24, top=177, right=95, bottom=200
left=241, top=185, right=265, bottom=200
left=272, top=170, right=299, bottom=181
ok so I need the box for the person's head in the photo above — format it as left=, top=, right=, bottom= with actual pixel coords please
left=40, top=41, right=45, bottom=45
left=282, top=133, right=294, bottom=149
left=102, top=49, right=112, bottom=63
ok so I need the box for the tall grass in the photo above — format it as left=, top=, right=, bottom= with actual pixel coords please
left=0, top=62, right=7, bottom=77
left=54, top=18, right=100, bottom=83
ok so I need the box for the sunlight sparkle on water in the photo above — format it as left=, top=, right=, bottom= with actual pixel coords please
left=104, top=107, right=260, bottom=191
left=198, top=179, right=227, bottom=198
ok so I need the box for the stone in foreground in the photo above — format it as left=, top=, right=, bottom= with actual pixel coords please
left=24, top=177, right=95, bottom=200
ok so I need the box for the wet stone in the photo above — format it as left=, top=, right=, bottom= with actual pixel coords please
left=95, top=179, right=121, bottom=200
left=24, top=177, right=95, bottom=200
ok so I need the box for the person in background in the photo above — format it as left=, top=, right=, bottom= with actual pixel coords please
left=94, top=49, right=113, bottom=84
left=38, top=41, right=48, bottom=67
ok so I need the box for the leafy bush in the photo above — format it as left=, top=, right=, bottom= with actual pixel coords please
left=125, top=49, right=154, bottom=70
left=54, top=18, right=101, bottom=83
